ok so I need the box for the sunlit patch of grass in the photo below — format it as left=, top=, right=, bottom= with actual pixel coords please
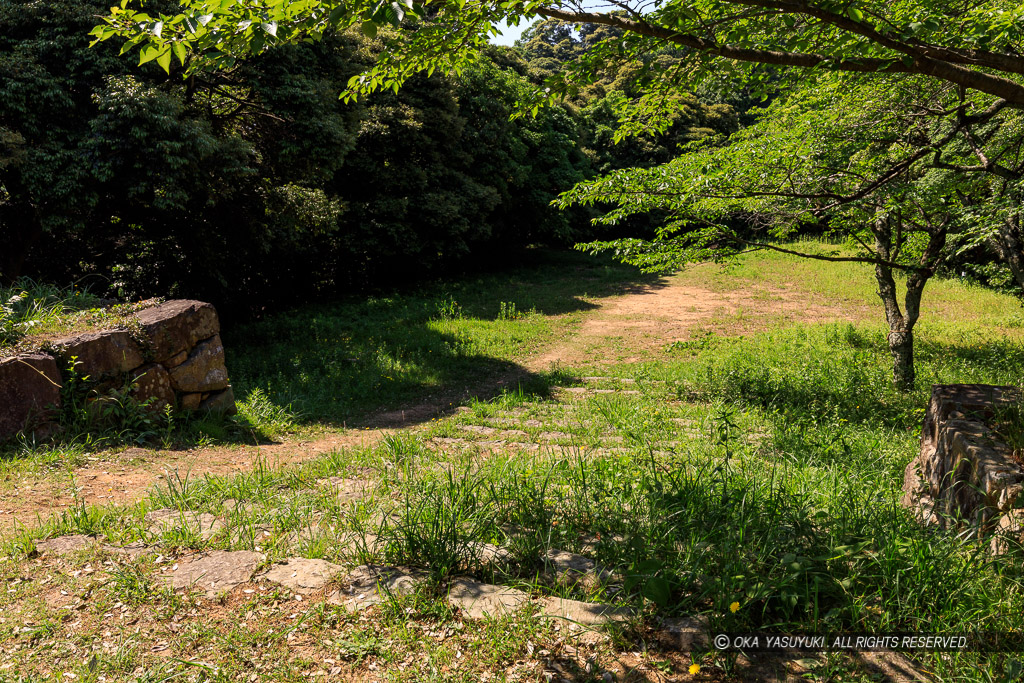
left=684, top=240, right=1024, bottom=337
left=224, top=250, right=655, bottom=424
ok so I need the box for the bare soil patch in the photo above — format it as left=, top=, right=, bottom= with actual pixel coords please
left=0, top=429, right=389, bottom=531
left=529, top=275, right=864, bottom=370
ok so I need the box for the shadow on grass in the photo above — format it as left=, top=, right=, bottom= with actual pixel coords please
left=0, top=405, right=284, bottom=460
left=677, top=322, right=1024, bottom=434
left=224, top=249, right=662, bottom=428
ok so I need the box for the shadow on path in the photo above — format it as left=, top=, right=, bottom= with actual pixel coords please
left=225, top=249, right=664, bottom=429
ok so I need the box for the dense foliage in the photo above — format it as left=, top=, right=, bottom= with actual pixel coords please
left=89, top=0, right=1024, bottom=389
left=4, top=3, right=734, bottom=315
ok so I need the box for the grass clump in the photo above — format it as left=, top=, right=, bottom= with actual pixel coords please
left=0, top=279, right=105, bottom=348
left=236, top=388, right=298, bottom=438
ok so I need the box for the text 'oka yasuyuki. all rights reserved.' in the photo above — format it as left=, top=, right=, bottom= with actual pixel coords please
left=711, top=633, right=1023, bottom=652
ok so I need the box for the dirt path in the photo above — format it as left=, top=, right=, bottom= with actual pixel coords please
left=0, top=430, right=390, bottom=531
left=0, top=273, right=862, bottom=533
left=528, top=275, right=860, bottom=369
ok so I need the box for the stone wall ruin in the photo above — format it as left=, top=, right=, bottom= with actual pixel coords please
left=0, top=299, right=236, bottom=442
left=902, top=384, right=1024, bottom=551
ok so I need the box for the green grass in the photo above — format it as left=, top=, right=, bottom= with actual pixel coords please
left=224, top=249, right=656, bottom=424
left=0, top=278, right=138, bottom=355
left=4, top=245, right=1024, bottom=680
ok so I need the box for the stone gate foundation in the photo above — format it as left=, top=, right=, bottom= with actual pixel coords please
left=902, top=384, right=1024, bottom=550
left=0, top=299, right=236, bottom=442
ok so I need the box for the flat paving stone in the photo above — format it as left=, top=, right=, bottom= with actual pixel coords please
left=657, top=616, right=709, bottom=650
left=35, top=535, right=96, bottom=556
left=447, top=578, right=531, bottom=619
left=160, top=550, right=264, bottom=596
left=462, top=425, right=497, bottom=436
left=327, top=564, right=429, bottom=611
left=429, top=437, right=467, bottom=446
left=543, top=549, right=610, bottom=588
left=482, top=418, right=545, bottom=429
left=539, top=597, right=633, bottom=626
left=103, top=541, right=155, bottom=559
left=468, top=542, right=514, bottom=574
left=262, top=558, right=343, bottom=593
left=462, top=425, right=530, bottom=440
left=317, top=478, right=373, bottom=504
left=146, top=509, right=225, bottom=540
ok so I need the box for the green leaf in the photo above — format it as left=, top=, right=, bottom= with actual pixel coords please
left=847, top=8, right=863, bottom=22
left=361, top=20, right=377, bottom=38
left=261, top=21, right=278, bottom=37
left=156, top=47, right=172, bottom=73
left=642, top=576, right=672, bottom=607
left=172, top=41, right=187, bottom=65
left=138, top=43, right=161, bottom=65
left=329, top=5, right=347, bottom=24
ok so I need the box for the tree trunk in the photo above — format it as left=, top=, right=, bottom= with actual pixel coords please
left=874, top=259, right=917, bottom=392
left=872, top=215, right=945, bottom=392
left=991, top=214, right=1024, bottom=291
left=887, top=322, right=915, bottom=391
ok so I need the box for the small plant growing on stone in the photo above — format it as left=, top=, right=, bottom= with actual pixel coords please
left=0, top=279, right=106, bottom=350
left=56, top=356, right=165, bottom=446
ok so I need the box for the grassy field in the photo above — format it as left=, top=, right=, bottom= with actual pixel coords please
left=1, top=245, right=1023, bottom=682
left=224, top=249, right=656, bottom=424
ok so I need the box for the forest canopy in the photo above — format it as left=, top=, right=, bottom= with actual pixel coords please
left=6, top=0, right=1024, bottom=387
left=0, top=1, right=737, bottom=315
left=85, top=1, right=1024, bottom=388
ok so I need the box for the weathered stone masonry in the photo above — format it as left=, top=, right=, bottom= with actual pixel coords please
left=0, top=299, right=236, bottom=442
left=902, top=384, right=1024, bottom=551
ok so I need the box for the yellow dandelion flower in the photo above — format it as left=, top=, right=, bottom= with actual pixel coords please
left=689, top=663, right=700, bottom=675
left=729, top=601, right=740, bottom=613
